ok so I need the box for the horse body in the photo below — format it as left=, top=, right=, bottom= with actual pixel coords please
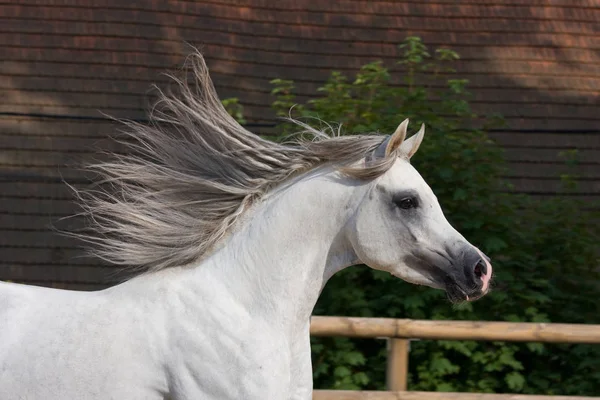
left=1, top=167, right=356, bottom=399
left=0, top=52, right=493, bottom=399
left=0, top=281, right=168, bottom=399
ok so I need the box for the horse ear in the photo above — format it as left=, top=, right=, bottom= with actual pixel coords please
left=367, top=119, right=409, bottom=161
left=399, top=123, right=425, bottom=159
left=385, top=119, right=409, bottom=156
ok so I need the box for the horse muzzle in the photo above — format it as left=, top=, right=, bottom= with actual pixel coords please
left=444, top=247, right=493, bottom=303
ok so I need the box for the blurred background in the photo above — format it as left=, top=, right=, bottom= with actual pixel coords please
left=1, top=0, right=599, bottom=395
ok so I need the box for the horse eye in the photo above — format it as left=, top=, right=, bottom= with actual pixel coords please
left=397, top=197, right=417, bottom=210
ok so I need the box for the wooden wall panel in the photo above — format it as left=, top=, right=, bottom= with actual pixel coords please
left=0, top=0, right=598, bottom=290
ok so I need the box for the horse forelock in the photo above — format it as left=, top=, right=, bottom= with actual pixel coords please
left=71, top=50, right=399, bottom=273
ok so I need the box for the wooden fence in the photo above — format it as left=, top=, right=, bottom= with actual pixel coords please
left=309, top=316, right=600, bottom=400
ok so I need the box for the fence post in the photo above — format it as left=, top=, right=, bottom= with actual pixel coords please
left=386, top=338, right=409, bottom=391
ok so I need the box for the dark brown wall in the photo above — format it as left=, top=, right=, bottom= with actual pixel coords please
left=1, top=0, right=599, bottom=289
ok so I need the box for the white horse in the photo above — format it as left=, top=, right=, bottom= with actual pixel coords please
left=0, top=52, right=492, bottom=400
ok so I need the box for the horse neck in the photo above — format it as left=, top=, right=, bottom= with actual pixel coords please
left=187, top=168, right=363, bottom=330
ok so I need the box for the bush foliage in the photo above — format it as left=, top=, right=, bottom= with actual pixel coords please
left=229, top=37, right=600, bottom=395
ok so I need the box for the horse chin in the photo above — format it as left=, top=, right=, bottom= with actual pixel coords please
left=444, top=282, right=487, bottom=304
left=444, top=283, right=469, bottom=303
left=390, top=270, right=444, bottom=290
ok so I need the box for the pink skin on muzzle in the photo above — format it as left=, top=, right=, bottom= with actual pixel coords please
left=475, top=247, right=493, bottom=293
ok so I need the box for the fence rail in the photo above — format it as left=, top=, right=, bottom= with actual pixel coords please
left=309, top=316, right=600, bottom=400
left=313, top=391, right=600, bottom=400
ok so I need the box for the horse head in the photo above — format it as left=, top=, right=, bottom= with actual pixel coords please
left=346, top=119, right=492, bottom=302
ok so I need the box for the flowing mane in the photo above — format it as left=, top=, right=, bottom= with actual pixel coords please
left=74, top=51, right=400, bottom=272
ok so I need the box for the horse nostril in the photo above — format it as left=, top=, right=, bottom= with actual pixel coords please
left=473, top=259, right=486, bottom=279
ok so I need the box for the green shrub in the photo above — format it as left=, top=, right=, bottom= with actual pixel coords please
left=226, top=36, right=600, bottom=395
left=267, top=37, right=600, bottom=395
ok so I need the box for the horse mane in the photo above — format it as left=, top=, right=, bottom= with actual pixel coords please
left=73, top=51, right=399, bottom=272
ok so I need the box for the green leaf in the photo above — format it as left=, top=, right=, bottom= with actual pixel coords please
left=506, top=372, right=526, bottom=391
left=334, top=366, right=352, bottom=378
left=344, top=351, right=366, bottom=366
